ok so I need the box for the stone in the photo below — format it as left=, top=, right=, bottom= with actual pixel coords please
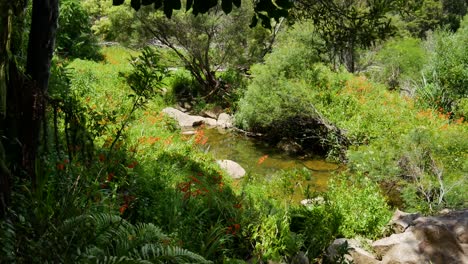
left=372, top=232, right=418, bottom=257
left=290, top=251, right=309, bottom=264
left=201, top=106, right=223, bottom=119
left=162, top=107, right=214, bottom=128
left=380, top=242, right=423, bottom=264
left=203, top=117, right=218, bottom=127
left=412, top=209, right=468, bottom=244
left=276, top=138, right=302, bottom=154
left=181, top=130, right=196, bottom=135
left=389, top=209, right=421, bottom=233
left=327, top=238, right=379, bottom=264
left=216, top=160, right=246, bottom=179
left=300, top=196, right=325, bottom=206
left=412, top=221, right=468, bottom=264
left=217, top=113, right=233, bottom=128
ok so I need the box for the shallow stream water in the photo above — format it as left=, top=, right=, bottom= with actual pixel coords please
left=201, top=128, right=341, bottom=192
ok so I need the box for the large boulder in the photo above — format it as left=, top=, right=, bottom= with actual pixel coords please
left=327, top=238, right=379, bottom=264
left=374, top=209, right=468, bottom=264
left=162, top=107, right=205, bottom=128
left=216, top=160, right=246, bottom=179
left=203, top=117, right=218, bottom=127
left=217, top=113, right=233, bottom=128
left=380, top=242, right=424, bottom=264
left=372, top=231, right=419, bottom=258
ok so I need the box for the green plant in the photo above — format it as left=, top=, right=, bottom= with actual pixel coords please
left=327, top=175, right=391, bottom=239
left=290, top=204, right=341, bottom=261
left=418, top=20, right=468, bottom=114
left=368, top=37, right=426, bottom=90
left=56, top=0, right=102, bottom=60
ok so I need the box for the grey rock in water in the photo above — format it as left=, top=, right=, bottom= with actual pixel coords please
left=216, top=160, right=246, bottom=179
left=162, top=107, right=205, bottom=128
left=217, top=113, right=233, bottom=128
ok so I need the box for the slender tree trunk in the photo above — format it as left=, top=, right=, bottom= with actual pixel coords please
left=20, top=0, right=58, bottom=187
left=0, top=1, right=13, bottom=218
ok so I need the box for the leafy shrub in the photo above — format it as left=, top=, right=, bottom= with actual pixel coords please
left=368, top=37, right=426, bottom=90
left=170, top=69, right=202, bottom=102
left=290, top=204, right=341, bottom=260
left=418, top=18, right=468, bottom=114
left=56, top=0, right=102, bottom=60
left=327, top=175, right=391, bottom=239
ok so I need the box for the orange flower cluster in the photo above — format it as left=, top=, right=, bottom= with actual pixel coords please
left=226, top=223, right=241, bottom=235
left=177, top=174, right=209, bottom=200
left=194, top=129, right=208, bottom=145
left=56, top=158, right=70, bottom=171
left=138, top=136, right=161, bottom=145
left=127, top=161, right=138, bottom=169
left=119, top=194, right=136, bottom=215
left=177, top=173, right=225, bottom=199
left=416, top=109, right=435, bottom=120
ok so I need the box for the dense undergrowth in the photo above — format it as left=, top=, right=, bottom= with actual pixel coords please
left=0, top=46, right=394, bottom=263
left=236, top=21, right=468, bottom=213
left=1, top=12, right=467, bottom=264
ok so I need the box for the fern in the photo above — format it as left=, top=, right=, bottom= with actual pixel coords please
left=66, top=213, right=212, bottom=263
left=0, top=218, right=16, bottom=262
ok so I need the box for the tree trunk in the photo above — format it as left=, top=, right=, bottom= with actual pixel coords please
left=19, top=0, right=59, bottom=187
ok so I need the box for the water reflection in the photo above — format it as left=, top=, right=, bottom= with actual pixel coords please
left=201, top=128, right=342, bottom=191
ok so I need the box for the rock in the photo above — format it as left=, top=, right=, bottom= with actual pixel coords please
left=380, top=242, right=423, bottom=264
left=217, top=113, right=233, bottom=128
left=300, top=196, right=325, bottom=206
left=327, top=238, right=379, bottom=264
left=162, top=107, right=215, bottom=128
left=389, top=209, right=421, bottom=233
left=374, top=209, right=468, bottom=264
left=276, top=138, right=302, bottom=154
left=201, top=106, right=223, bottom=119
left=412, top=221, right=468, bottom=264
left=181, top=130, right=196, bottom=135
left=290, top=251, right=309, bottom=264
left=203, top=117, right=218, bottom=127
left=216, top=160, right=246, bottom=179
left=413, top=209, right=468, bottom=244
left=372, top=232, right=418, bottom=257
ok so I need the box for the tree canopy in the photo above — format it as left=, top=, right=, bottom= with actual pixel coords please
left=113, top=0, right=292, bottom=28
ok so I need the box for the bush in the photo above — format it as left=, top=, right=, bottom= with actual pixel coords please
left=290, top=204, right=341, bottom=260
left=56, top=0, right=102, bottom=60
left=418, top=17, right=468, bottom=114
left=368, top=37, right=426, bottom=90
left=327, top=175, right=391, bottom=239
left=234, top=34, right=349, bottom=157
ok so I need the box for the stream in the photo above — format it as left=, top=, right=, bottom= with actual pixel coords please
left=201, top=128, right=342, bottom=192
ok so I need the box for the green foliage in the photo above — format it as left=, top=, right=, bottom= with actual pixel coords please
left=234, top=23, right=324, bottom=130
left=138, top=2, right=272, bottom=102
left=124, top=47, right=169, bottom=98
left=402, top=0, right=467, bottom=37
left=293, top=0, right=400, bottom=72
left=170, top=69, right=202, bottom=101
left=368, top=37, right=426, bottom=90
left=327, top=175, right=391, bottom=238
left=290, top=204, right=341, bottom=260
left=417, top=20, right=468, bottom=115
left=114, top=0, right=290, bottom=29
left=56, top=0, right=102, bottom=60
